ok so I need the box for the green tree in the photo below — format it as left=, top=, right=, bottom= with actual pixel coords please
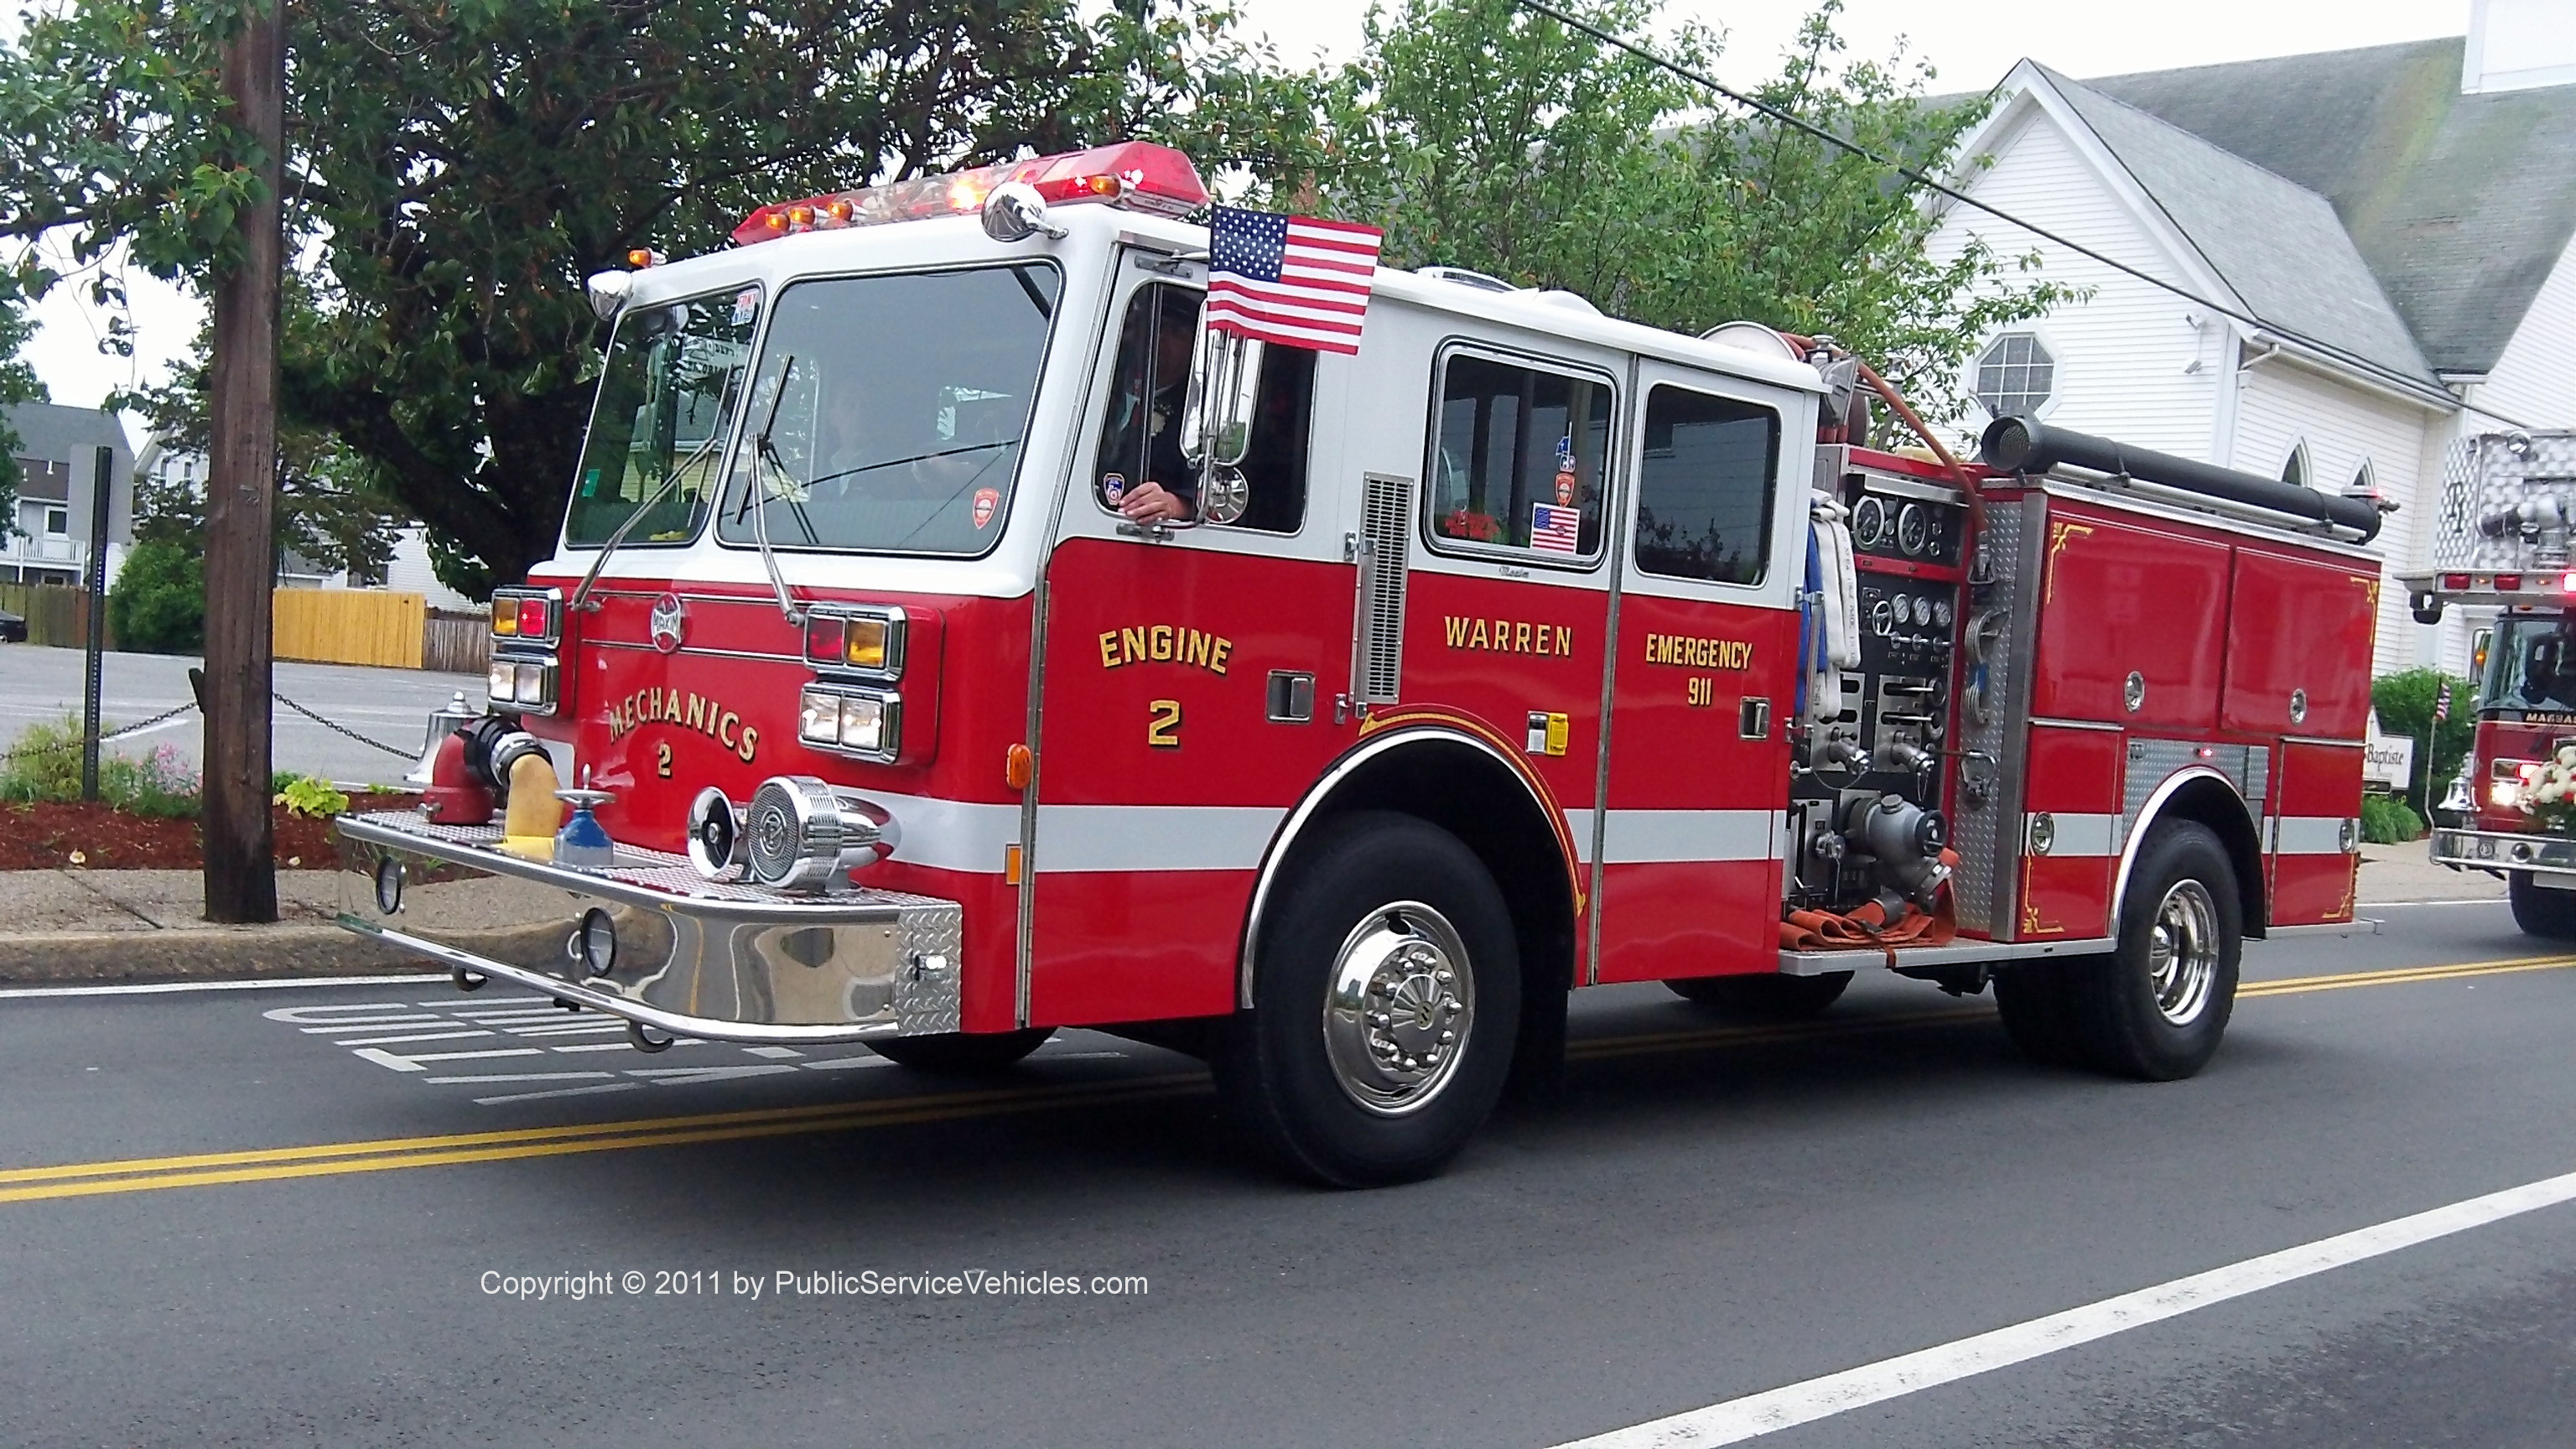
left=2373, top=667, right=2477, bottom=818
left=106, top=538, right=207, bottom=654
left=0, top=0, right=1309, bottom=595
left=1294, top=0, right=2074, bottom=426
left=0, top=293, right=46, bottom=540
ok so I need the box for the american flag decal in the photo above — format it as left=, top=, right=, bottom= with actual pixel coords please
left=1205, top=205, right=1384, bottom=356
left=1530, top=502, right=1581, bottom=554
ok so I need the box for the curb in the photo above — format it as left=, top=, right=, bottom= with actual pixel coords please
left=0, top=924, right=416, bottom=984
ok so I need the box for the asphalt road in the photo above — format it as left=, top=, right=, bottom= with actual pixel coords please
left=0, top=645, right=472, bottom=786
left=2, top=901, right=2573, bottom=1447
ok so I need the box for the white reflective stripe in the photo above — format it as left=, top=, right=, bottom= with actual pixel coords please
left=1599, top=809, right=1784, bottom=865
left=865, top=792, right=1021, bottom=875
left=1563, top=808, right=1598, bottom=864
left=1034, top=805, right=1286, bottom=873
left=2274, top=813, right=2355, bottom=855
left=2034, top=812, right=2123, bottom=859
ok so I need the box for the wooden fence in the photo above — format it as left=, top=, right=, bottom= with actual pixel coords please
left=273, top=588, right=427, bottom=670
left=423, top=610, right=493, bottom=675
left=0, top=581, right=112, bottom=650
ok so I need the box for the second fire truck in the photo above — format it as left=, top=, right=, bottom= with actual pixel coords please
left=337, top=143, right=2381, bottom=1184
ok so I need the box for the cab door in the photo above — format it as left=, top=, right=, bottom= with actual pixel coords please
left=1592, top=365, right=1809, bottom=984
left=1028, top=257, right=1355, bottom=1026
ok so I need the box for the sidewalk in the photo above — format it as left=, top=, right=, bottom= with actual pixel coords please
left=2356, top=846, right=2507, bottom=906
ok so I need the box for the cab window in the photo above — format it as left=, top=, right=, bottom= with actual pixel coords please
left=1426, top=352, right=1610, bottom=560
left=1633, top=385, right=1781, bottom=585
left=1091, top=283, right=1312, bottom=532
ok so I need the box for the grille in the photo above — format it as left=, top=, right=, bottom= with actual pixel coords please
left=1357, top=473, right=1412, bottom=703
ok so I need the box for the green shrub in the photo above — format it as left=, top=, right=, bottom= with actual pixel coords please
left=0, top=716, right=90, bottom=802
left=2371, top=668, right=2477, bottom=816
left=0, top=717, right=200, bottom=817
left=107, top=538, right=206, bottom=654
left=2360, top=793, right=2423, bottom=845
left=274, top=774, right=350, bottom=818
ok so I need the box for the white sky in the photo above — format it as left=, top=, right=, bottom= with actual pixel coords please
left=14, top=0, right=2472, bottom=426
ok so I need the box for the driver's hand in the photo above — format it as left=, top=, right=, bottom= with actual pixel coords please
left=1119, top=480, right=1192, bottom=523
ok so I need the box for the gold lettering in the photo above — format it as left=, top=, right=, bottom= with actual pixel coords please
left=1120, top=626, right=1145, bottom=665
left=686, top=693, right=709, bottom=731
left=1209, top=638, right=1231, bottom=675
left=1470, top=619, right=1489, bottom=650
left=1446, top=615, right=1472, bottom=647
left=666, top=687, right=683, bottom=720
left=1099, top=631, right=1120, bottom=669
left=719, top=711, right=739, bottom=749
left=1149, top=625, right=1173, bottom=662
left=1513, top=621, right=1531, bottom=652
left=737, top=725, right=758, bottom=763
left=1186, top=630, right=1210, bottom=670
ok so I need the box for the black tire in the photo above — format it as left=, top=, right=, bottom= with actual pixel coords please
left=2059, top=821, right=2241, bottom=1081
left=1665, top=971, right=1852, bottom=1019
left=2507, top=873, right=2576, bottom=939
left=863, top=1027, right=1054, bottom=1074
left=1216, top=811, right=1520, bottom=1187
left=1992, top=967, right=2086, bottom=1068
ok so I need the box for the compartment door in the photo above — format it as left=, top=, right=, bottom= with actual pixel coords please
left=2029, top=507, right=2231, bottom=730
left=2223, top=550, right=2378, bottom=739
left=1593, top=366, right=1808, bottom=984
left=2272, top=740, right=2361, bottom=926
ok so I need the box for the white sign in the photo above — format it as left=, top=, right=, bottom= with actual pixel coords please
left=2364, top=712, right=2415, bottom=792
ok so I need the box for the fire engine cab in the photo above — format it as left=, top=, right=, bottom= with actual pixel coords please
left=2402, top=429, right=2576, bottom=939
left=337, top=142, right=2382, bottom=1184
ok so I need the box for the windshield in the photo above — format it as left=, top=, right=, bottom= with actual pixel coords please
left=718, top=263, right=1060, bottom=556
left=566, top=288, right=761, bottom=548
left=2483, top=614, right=2576, bottom=712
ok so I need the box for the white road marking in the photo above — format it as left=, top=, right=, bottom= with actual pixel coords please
left=351, top=1046, right=543, bottom=1072
left=266, top=1004, right=433, bottom=1023
left=417, top=996, right=551, bottom=1007
left=549, top=1041, right=641, bottom=1054
left=331, top=1030, right=496, bottom=1047
left=1033, top=1050, right=1130, bottom=1062
left=624, top=1064, right=800, bottom=1085
left=0, top=974, right=444, bottom=1000
left=297, top=1018, right=447, bottom=1033
left=423, top=1072, right=616, bottom=1086
left=742, top=1046, right=805, bottom=1059
left=474, top=1083, right=644, bottom=1106
left=800, top=1056, right=897, bottom=1072
left=1551, top=1166, right=2576, bottom=1448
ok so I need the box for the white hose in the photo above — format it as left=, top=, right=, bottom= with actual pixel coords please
left=1809, top=498, right=1861, bottom=728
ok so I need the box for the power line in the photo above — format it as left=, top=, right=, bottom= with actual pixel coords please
left=1514, top=0, right=2543, bottom=433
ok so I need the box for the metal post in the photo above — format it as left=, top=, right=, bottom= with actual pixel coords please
left=80, top=444, right=111, bottom=801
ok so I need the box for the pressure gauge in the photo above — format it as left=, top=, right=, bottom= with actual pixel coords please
left=1897, top=502, right=1931, bottom=556
left=1892, top=595, right=1914, bottom=626
left=1852, top=496, right=1888, bottom=548
left=1932, top=599, right=1955, bottom=628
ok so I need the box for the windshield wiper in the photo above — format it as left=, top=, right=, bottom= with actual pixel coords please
left=744, top=356, right=807, bottom=625
left=569, top=380, right=737, bottom=615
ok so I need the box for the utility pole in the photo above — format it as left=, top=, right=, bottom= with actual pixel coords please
left=202, top=0, right=283, bottom=923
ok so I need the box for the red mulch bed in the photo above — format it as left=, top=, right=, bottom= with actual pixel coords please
left=0, top=794, right=421, bottom=871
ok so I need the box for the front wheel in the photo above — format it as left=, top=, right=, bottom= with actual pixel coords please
left=2507, top=873, right=2576, bottom=939
left=1217, top=811, right=1520, bottom=1187
left=2059, top=821, right=2241, bottom=1080
left=863, top=1028, right=1054, bottom=1074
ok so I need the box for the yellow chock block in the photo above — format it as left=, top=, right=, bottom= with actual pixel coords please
left=497, top=752, right=564, bottom=859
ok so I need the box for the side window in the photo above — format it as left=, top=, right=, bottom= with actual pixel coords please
left=1427, top=353, right=1610, bottom=560
left=1633, top=385, right=1781, bottom=585
left=1091, top=283, right=1313, bottom=532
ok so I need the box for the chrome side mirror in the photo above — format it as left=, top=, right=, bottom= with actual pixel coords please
left=584, top=270, right=634, bottom=322
left=981, top=182, right=1067, bottom=244
left=1182, top=326, right=1263, bottom=525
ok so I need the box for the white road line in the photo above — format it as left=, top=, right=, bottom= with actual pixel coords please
left=475, top=1083, right=645, bottom=1106
left=417, top=996, right=552, bottom=1007
left=0, top=974, right=444, bottom=1000
left=501, top=1022, right=629, bottom=1037
left=800, top=1056, right=896, bottom=1071
left=1033, top=1050, right=1130, bottom=1062
left=624, top=1064, right=798, bottom=1085
left=1552, top=1166, right=2576, bottom=1448
left=298, top=1017, right=445, bottom=1031
left=550, top=1041, right=640, bottom=1054
left=331, top=1029, right=496, bottom=1047
left=742, top=1046, right=805, bottom=1059
left=351, top=1046, right=543, bottom=1072
left=423, top=1072, right=615, bottom=1085
left=2364, top=898, right=2509, bottom=908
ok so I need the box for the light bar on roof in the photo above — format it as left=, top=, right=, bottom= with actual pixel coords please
left=733, top=141, right=1208, bottom=247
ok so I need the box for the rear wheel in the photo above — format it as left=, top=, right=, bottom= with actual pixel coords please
left=863, top=1028, right=1053, bottom=1074
left=1217, top=811, right=1519, bottom=1187
left=2059, top=821, right=2241, bottom=1081
left=2507, top=872, right=2576, bottom=939
left=1665, top=971, right=1851, bottom=1020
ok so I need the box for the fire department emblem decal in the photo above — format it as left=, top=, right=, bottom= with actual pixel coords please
left=649, top=593, right=686, bottom=655
left=972, top=487, right=1000, bottom=529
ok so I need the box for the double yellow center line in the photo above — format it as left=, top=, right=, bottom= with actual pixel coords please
left=8, top=953, right=2571, bottom=1206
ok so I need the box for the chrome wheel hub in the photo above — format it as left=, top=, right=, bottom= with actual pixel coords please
left=2146, top=879, right=2220, bottom=1026
left=1321, top=901, right=1473, bottom=1116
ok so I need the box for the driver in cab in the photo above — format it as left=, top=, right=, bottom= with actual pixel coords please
left=1100, top=293, right=1200, bottom=524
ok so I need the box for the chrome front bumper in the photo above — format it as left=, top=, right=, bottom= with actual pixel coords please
left=2428, top=827, right=2576, bottom=878
left=334, top=811, right=961, bottom=1045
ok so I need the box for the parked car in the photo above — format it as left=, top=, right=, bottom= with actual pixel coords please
left=0, top=608, right=24, bottom=644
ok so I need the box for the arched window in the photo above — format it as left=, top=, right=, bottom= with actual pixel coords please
left=2350, top=460, right=2376, bottom=497
left=2281, top=442, right=2311, bottom=489
left=1973, top=333, right=2055, bottom=418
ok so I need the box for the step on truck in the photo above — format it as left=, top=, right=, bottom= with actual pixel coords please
left=338, top=143, right=2384, bottom=1184
left=2402, top=428, right=2576, bottom=938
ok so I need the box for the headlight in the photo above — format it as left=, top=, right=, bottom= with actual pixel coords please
left=2493, top=781, right=2524, bottom=809
left=488, top=659, right=517, bottom=704
left=798, top=686, right=900, bottom=761
left=743, top=776, right=901, bottom=891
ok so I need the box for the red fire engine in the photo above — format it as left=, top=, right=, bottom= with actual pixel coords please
left=339, top=142, right=2382, bottom=1184
left=2401, top=428, right=2576, bottom=938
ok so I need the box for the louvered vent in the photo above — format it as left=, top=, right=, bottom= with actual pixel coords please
left=1356, top=473, right=1412, bottom=704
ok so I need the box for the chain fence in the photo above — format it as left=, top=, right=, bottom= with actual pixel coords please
left=0, top=692, right=419, bottom=776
